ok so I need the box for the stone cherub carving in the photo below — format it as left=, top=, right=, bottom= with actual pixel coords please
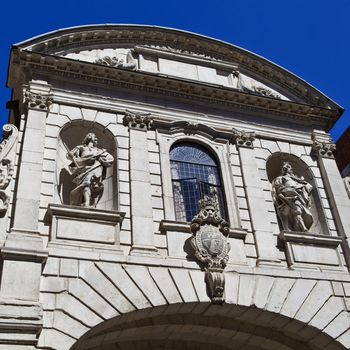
left=272, top=162, right=313, bottom=232
left=67, top=133, right=114, bottom=208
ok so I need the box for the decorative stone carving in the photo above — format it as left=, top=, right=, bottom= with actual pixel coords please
left=123, top=110, right=152, bottom=130
left=272, top=162, right=313, bottom=232
left=95, top=50, right=136, bottom=70
left=24, top=91, right=53, bottom=110
left=190, top=196, right=230, bottom=304
left=67, top=133, right=114, bottom=208
left=344, top=177, right=350, bottom=199
left=0, top=124, right=18, bottom=214
left=236, top=71, right=281, bottom=99
left=232, top=128, right=255, bottom=148
left=312, top=137, right=336, bottom=159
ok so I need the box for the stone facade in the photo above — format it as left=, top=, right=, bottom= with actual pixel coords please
left=1, top=24, right=350, bottom=349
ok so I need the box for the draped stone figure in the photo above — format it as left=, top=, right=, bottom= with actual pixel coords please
left=67, top=133, right=114, bottom=208
left=272, top=162, right=313, bottom=232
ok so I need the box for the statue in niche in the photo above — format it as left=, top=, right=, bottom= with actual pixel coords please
left=272, top=162, right=313, bottom=232
left=67, top=133, right=114, bottom=208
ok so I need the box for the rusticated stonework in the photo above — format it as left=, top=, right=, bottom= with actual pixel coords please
left=1, top=24, right=349, bottom=350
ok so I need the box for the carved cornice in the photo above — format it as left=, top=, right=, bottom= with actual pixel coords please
left=123, top=110, right=152, bottom=130
left=24, top=90, right=53, bottom=110
left=311, top=135, right=336, bottom=159
left=11, top=49, right=338, bottom=129
left=13, top=25, right=341, bottom=112
left=232, top=128, right=255, bottom=148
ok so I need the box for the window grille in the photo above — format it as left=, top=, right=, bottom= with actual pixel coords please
left=170, top=142, right=226, bottom=222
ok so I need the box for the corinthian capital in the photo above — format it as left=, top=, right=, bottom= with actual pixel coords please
left=232, top=128, right=255, bottom=148
left=123, top=110, right=152, bottom=130
left=311, top=136, right=336, bottom=159
left=24, top=91, right=53, bottom=110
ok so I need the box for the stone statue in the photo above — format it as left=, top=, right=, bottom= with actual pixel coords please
left=272, top=162, right=313, bottom=232
left=67, top=133, right=114, bottom=208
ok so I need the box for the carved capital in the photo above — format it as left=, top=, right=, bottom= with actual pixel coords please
left=311, top=137, right=336, bottom=159
left=232, top=128, right=255, bottom=148
left=190, top=196, right=230, bottom=304
left=123, top=110, right=152, bottom=130
left=24, top=91, right=53, bottom=110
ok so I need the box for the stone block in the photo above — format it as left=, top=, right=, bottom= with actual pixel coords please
left=60, top=259, right=79, bottom=277
left=148, top=267, right=182, bottom=304
left=47, top=204, right=124, bottom=248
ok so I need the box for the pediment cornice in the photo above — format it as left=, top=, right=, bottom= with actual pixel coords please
left=10, top=48, right=338, bottom=129
left=11, top=25, right=342, bottom=113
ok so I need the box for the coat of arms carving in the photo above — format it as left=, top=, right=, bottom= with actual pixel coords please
left=190, top=196, right=230, bottom=304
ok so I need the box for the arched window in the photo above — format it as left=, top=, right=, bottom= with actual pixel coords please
left=170, top=142, right=226, bottom=222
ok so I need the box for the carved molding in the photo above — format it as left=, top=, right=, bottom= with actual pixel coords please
left=24, top=91, right=53, bottom=110
left=12, top=50, right=338, bottom=128
left=95, top=51, right=136, bottom=70
left=232, top=128, right=255, bottom=148
left=190, top=196, right=230, bottom=304
left=312, top=138, right=336, bottom=159
left=16, top=26, right=339, bottom=110
left=123, top=110, right=152, bottom=130
left=0, top=124, right=18, bottom=214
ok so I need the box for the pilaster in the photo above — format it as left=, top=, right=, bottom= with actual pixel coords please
left=312, top=131, right=350, bottom=268
left=0, top=82, right=51, bottom=346
left=233, top=128, right=280, bottom=266
left=123, top=111, right=158, bottom=255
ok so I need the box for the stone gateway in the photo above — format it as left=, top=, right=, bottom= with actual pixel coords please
left=0, top=24, right=349, bottom=350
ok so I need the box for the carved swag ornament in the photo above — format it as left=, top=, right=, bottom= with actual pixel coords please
left=191, top=196, right=230, bottom=304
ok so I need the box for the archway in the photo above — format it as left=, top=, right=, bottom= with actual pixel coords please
left=70, top=302, right=345, bottom=350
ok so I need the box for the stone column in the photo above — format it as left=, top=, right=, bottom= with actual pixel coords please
left=0, top=82, right=51, bottom=345
left=123, top=111, right=158, bottom=255
left=312, top=131, right=350, bottom=267
left=233, top=129, right=280, bottom=266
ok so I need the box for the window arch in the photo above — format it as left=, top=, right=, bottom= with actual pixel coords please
left=170, top=142, right=226, bottom=222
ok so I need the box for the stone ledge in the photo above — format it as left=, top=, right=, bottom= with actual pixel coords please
left=279, top=231, right=344, bottom=271
left=0, top=299, right=42, bottom=345
left=46, top=204, right=125, bottom=250
left=279, top=231, right=343, bottom=247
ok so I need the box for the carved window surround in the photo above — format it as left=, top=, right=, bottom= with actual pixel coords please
left=279, top=231, right=344, bottom=271
left=154, top=119, right=241, bottom=229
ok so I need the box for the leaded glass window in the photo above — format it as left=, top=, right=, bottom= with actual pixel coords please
left=170, top=142, right=227, bottom=222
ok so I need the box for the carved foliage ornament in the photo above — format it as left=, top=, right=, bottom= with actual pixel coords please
left=190, top=196, right=230, bottom=304
left=94, top=50, right=137, bottom=70
left=312, top=139, right=336, bottom=159
left=232, top=128, right=255, bottom=148
left=24, top=91, right=53, bottom=110
left=0, top=124, right=18, bottom=214
left=123, top=110, right=152, bottom=130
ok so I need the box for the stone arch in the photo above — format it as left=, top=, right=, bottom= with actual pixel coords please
left=55, top=120, right=119, bottom=210
left=70, top=303, right=346, bottom=350
left=266, top=151, right=328, bottom=235
left=38, top=261, right=350, bottom=350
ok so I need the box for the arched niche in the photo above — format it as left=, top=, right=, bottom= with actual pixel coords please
left=55, top=121, right=118, bottom=211
left=266, top=152, right=328, bottom=236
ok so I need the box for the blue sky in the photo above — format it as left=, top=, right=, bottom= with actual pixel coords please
left=1, top=0, right=349, bottom=140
